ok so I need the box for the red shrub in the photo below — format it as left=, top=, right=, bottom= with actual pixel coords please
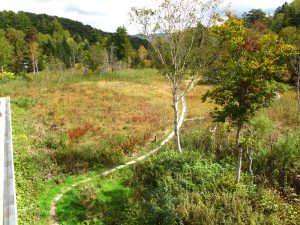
left=67, top=123, right=93, bottom=143
left=121, top=135, right=139, bottom=154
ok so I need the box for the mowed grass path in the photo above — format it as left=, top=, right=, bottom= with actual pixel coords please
left=0, top=69, right=214, bottom=224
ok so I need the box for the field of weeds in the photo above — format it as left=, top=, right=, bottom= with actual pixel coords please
left=0, top=69, right=214, bottom=224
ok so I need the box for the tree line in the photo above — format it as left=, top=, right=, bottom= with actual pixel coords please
left=0, top=10, right=149, bottom=74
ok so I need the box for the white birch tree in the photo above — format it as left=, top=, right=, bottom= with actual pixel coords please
left=130, top=0, right=221, bottom=152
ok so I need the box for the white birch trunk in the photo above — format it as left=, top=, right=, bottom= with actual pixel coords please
left=32, top=60, right=36, bottom=75
left=235, top=123, right=243, bottom=183
left=35, top=60, right=39, bottom=73
left=31, top=53, right=36, bottom=75
left=246, top=147, right=253, bottom=174
left=172, top=88, right=182, bottom=152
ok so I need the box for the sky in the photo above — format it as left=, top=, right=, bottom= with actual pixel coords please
left=0, top=0, right=294, bottom=34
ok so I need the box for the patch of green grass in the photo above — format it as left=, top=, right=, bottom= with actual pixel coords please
left=8, top=68, right=163, bottom=88
left=96, top=69, right=164, bottom=84
left=11, top=97, right=35, bottom=108
left=12, top=105, right=50, bottom=224
left=38, top=169, right=104, bottom=223
left=57, top=170, right=132, bottom=225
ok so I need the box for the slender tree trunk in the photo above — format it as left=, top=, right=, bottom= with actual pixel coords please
left=110, top=45, right=115, bottom=73
left=31, top=54, right=36, bottom=75
left=172, top=88, right=182, bottom=153
left=35, top=60, right=39, bottom=73
left=246, top=147, right=253, bottom=174
left=1, top=66, right=3, bottom=74
left=32, top=58, right=36, bottom=75
left=235, top=123, right=243, bottom=183
left=29, top=45, right=36, bottom=75
left=297, top=71, right=300, bottom=111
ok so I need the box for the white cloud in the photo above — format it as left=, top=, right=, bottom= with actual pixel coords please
left=0, top=0, right=294, bottom=34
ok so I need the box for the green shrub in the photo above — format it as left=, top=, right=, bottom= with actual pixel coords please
left=0, top=71, right=15, bottom=83
left=255, top=131, right=300, bottom=196
left=128, top=149, right=300, bottom=225
left=39, top=132, right=69, bottom=150
left=128, top=150, right=231, bottom=225
left=258, top=188, right=299, bottom=224
left=250, top=114, right=274, bottom=150
left=181, top=123, right=234, bottom=161
left=79, top=184, right=100, bottom=218
left=21, top=72, right=34, bottom=82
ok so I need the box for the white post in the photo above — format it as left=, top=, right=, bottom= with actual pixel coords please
left=0, top=97, right=7, bottom=225
left=0, top=97, right=18, bottom=225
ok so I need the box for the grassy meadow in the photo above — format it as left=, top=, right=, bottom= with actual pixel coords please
left=0, top=69, right=299, bottom=224
left=0, top=69, right=214, bottom=224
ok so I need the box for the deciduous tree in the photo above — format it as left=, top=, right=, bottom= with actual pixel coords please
left=202, top=15, right=295, bottom=182
left=26, top=29, right=41, bottom=74
left=0, top=29, right=13, bottom=73
left=131, top=0, right=221, bottom=152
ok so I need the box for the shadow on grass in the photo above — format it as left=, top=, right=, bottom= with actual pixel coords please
left=57, top=178, right=131, bottom=225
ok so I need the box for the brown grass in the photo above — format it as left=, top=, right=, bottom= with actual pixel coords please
left=0, top=71, right=215, bottom=158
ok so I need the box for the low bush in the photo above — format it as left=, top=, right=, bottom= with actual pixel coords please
left=79, top=184, right=101, bottom=221
left=181, top=123, right=234, bottom=161
left=250, top=114, right=274, bottom=150
left=255, top=131, right=300, bottom=196
left=0, top=71, right=15, bottom=83
left=127, top=149, right=300, bottom=225
left=258, top=188, right=299, bottom=224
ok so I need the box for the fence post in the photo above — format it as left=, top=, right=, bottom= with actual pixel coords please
left=0, top=97, right=18, bottom=225
left=0, top=97, right=6, bottom=225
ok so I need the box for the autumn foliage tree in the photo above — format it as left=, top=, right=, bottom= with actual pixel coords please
left=202, top=15, right=295, bottom=183
left=25, top=29, right=39, bottom=74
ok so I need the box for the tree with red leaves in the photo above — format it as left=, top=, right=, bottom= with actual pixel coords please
left=203, top=15, right=296, bottom=183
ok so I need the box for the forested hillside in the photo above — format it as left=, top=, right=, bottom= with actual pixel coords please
left=0, top=10, right=149, bottom=74
left=242, top=0, right=300, bottom=46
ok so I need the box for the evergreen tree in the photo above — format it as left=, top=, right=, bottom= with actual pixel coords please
left=242, top=9, right=267, bottom=27
left=112, top=26, right=133, bottom=63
